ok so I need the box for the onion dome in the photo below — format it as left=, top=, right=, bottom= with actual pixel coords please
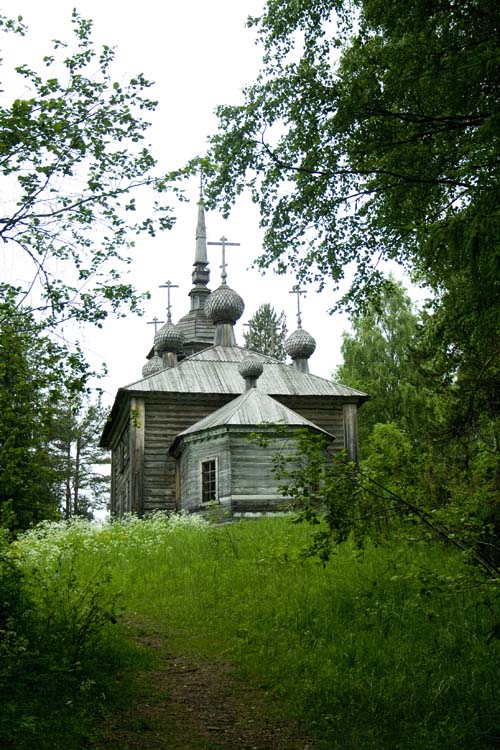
left=142, top=353, right=163, bottom=378
left=154, top=321, right=185, bottom=354
left=238, top=354, right=264, bottom=381
left=285, top=328, right=316, bottom=360
left=205, top=284, right=245, bottom=324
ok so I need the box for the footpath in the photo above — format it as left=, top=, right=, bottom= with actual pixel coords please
left=97, top=622, right=315, bottom=750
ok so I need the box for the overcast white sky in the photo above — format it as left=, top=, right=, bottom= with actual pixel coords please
left=2, top=0, right=364, bottom=403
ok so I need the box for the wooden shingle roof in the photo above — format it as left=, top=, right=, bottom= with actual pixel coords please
left=170, top=387, right=335, bottom=453
left=182, top=388, right=323, bottom=429
left=123, top=345, right=368, bottom=399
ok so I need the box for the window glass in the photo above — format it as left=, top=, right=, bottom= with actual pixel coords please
left=201, top=459, right=217, bottom=503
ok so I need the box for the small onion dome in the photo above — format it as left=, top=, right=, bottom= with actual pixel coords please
left=142, top=354, right=163, bottom=378
left=205, top=284, right=245, bottom=324
left=285, top=328, right=316, bottom=360
left=154, top=321, right=184, bottom=354
left=238, top=354, right=264, bottom=381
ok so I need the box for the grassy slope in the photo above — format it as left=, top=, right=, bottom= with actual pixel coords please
left=12, top=515, right=500, bottom=749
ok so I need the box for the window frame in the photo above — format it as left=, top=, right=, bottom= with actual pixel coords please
left=200, top=457, right=218, bottom=504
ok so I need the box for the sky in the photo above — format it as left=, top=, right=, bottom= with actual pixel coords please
left=2, top=0, right=367, bottom=403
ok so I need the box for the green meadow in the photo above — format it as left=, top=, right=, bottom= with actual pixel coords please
left=3, top=514, right=500, bottom=749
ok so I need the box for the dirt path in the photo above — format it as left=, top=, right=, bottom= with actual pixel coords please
left=97, top=624, right=316, bottom=750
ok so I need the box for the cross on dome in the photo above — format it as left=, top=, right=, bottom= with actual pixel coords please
left=147, top=316, right=165, bottom=334
left=207, top=235, right=240, bottom=284
left=289, top=286, right=307, bottom=328
left=159, top=280, right=179, bottom=323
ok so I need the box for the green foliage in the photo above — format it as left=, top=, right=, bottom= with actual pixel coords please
left=330, top=274, right=500, bottom=571
left=261, top=421, right=500, bottom=577
left=204, top=0, right=500, bottom=456
left=206, top=0, right=499, bottom=303
left=335, top=279, right=437, bottom=448
left=15, top=516, right=500, bottom=750
left=51, top=393, right=111, bottom=520
left=243, top=302, right=288, bottom=360
left=0, top=289, right=113, bottom=530
left=258, top=427, right=359, bottom=560
left=0, top=530, right=31, bottom=684
left=1, top=527, right=128, bottom=750
left=0, top=10, right=181, bottom=325
left=0, top=292, right=91, bottom=531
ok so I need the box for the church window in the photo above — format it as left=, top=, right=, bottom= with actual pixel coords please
left=201, top=459, right=217, bottom=503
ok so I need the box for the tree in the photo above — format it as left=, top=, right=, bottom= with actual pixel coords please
left=334, top=279, right=437, bottom=449
left=333, top=280, right=454, bottom=511
left=204, top=0, right=500, bottom=431
left=0, top=10, right=179, bottom=326
left=243, top=302, right=288, bottom=360
left=0, top=10, right=183, bottom=530
left=51, top=394, right=110, bottom=520
left=0, top=292, right=90, bottom=531
left=206, top=0, right=499, bottom=296
left=332, top=277, right=500, bottom=562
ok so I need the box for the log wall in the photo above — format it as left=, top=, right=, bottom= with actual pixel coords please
left=142, top=393, right=234, bottom=513
left=110, top=391, right=358, bottom=515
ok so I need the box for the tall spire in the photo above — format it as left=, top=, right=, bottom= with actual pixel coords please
left=194, top=177, right=208, bottom=267
left=185, top=184, right=211, bottom=310
left=192, top=177, right=209, bottom=286
left=174, top=184, right=214, bottom=356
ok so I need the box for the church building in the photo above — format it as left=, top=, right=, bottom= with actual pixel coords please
left=100, top=197, right=368, bottom=517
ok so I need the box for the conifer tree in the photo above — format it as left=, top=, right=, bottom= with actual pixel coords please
left=0, top=293, right=89, bottom=531
left=243, top=303, right=288, bottom=360
left=51, top=395, right=110, bottom=520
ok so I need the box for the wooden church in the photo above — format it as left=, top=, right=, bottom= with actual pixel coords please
left=100, top=197, right=368, bottom=517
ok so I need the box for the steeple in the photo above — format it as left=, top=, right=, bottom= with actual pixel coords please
left=191, top=183, right=210, bottom=292
left=175, top=186, right=215, bottom=356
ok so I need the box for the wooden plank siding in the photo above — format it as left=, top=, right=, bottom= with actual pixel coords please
left=109, top=390, right=357, bottom=516
left=142, top=393, right=235, bottom=513
left=178, top=432, right=232, bottom=511
left=273, top=395, right=347, bottom=450
left=129, top=398, right=145, bottom=514
left=229, top=435, right=289, bottom=513
left=112, top=423, right=130, bottom=516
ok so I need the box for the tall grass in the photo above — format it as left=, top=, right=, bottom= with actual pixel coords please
left=11, top=514, right=500, bottom=749
left=2, top=521, right=149, bottom=750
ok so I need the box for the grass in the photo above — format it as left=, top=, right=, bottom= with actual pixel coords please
left=8, top=513, right=500, bottom=749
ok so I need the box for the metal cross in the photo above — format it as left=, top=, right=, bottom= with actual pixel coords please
left=159, top=280, right=179, bottom=323
left=147, top=317, right=164, bottom=334
left=207, top=235, right=240, bottom=283
left=289, top=286, right=307, bottom=328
